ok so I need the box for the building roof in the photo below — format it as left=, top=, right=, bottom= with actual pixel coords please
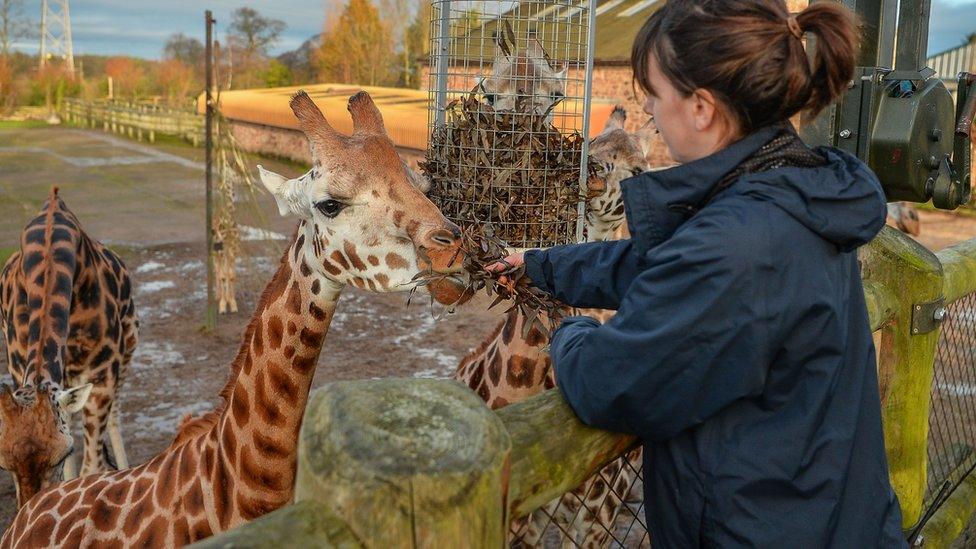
left=446, top=0, right=661, bottom=64
left=203, top=84, right=616, bottom=151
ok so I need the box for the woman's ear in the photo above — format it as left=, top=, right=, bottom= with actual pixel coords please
left=691, top=88, right=719, bottom=132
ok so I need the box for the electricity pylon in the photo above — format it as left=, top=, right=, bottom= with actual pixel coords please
left=39, top=0, right=74, bottom=72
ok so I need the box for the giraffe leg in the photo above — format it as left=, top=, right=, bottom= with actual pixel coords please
left=62, top=410, right=79, bottom=480
left=107, top=402, right=129, bottom=469
left=79, top=387, right=112, bottom=475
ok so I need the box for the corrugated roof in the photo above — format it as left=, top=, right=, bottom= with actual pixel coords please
left=432, top=0, right=658, bottom=65
left=203, top=83, right=616, bottom=150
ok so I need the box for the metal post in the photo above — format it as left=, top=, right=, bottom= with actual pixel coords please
left=434, top=0, right=451, bottom=127
left=575, top=0, right=597, bottom=244
left=895, top=0, right=932, bottom=70
left=205, top=10, right=217, bottom=330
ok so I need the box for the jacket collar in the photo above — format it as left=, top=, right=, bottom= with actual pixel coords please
left=620, top=125, right=781, bottom=254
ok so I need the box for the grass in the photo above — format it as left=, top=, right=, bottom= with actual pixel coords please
left=0, top=120, right=50, bottom=130
left=0, top=247, right=16, bottom=268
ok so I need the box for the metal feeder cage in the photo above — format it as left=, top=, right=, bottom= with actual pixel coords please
left=423, top=0, right=597, bottom=249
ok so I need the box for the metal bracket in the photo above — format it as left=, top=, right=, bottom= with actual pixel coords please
left=911, top=296, right=947, bottom=335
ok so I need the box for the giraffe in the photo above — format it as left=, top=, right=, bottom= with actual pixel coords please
left=477, top=21, right=568, bottom=121
left=0, top=90, right=469, bottom=548
left=886, top=201, right=921, bottom=237
left=455, top=108, right=650, bottom=547
left=0, top=187, right=137, bottom=507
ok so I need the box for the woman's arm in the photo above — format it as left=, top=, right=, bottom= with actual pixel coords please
left=518, top=239, right=644, bottom=310
left=550, top=205, right=772, bottom=441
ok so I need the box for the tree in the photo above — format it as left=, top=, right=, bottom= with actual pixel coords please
left=0, top=0, right=31, bottom=58
left=316, top=0, right=395, bottom=86
left=156, top=59, right=195, bottom=106
left=402, top=0, right=431, bottom=88
left=164, top=33, right=204, bottom=67
left=229, top=7, right=285, bottom=55
left=226, top=7, right=286, bottom=89
left=104, top=56, right=145, bottom=99
left=262, top=59, right=293, bottom=87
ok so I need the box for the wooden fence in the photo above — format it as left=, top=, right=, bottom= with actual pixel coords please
left=183, top=227, right=976, bottom=548
left=60, top=99, right=204, bottom=145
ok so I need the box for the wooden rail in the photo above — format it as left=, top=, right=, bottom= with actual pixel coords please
left=60, top=99, right=204, bottom=145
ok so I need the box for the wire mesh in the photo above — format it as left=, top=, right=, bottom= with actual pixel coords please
left=510, top=448, right=649, bottom=548
left=424, top=0, right=595, bottom=248
left=924, top=293, right=976, bottom=520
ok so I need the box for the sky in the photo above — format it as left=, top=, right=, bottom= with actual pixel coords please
left=8, top=0, right=976, bottom=60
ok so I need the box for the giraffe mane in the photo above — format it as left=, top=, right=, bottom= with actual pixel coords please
left=173, top=241, right=295, bottom=443
left=26, top=186, right=74, bottom=384
left=459, top=315, right=507, bottom=366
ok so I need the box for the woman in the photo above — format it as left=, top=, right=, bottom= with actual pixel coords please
left=492, top=0, right=906, bottom=546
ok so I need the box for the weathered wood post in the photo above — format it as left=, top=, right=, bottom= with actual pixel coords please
left=861, top=226, right=944, bottom=529
left=296, top=379, right=510, bottom=547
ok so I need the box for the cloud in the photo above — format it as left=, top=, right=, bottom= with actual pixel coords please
left=928, top=0, right=976, bottom=54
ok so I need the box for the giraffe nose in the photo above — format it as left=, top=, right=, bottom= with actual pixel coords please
left=426, top=222, right=462, bottom=248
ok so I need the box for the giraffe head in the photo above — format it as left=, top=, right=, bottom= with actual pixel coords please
left=258, top=91, right=469, bottom=304
left=0, top=381, right=92, bottom=506
left=583, top=108, right=654, bottom=242
left=478, top=22, right=568, bottom=120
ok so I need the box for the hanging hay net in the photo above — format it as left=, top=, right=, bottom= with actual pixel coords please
left=425, top=3, right=596, bottom=248
left=421, top=93, right=595, bottom=248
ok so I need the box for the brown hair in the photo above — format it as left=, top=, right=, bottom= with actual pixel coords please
left=632, top=0, right=858, bottom=135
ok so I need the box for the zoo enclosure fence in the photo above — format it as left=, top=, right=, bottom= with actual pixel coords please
left=61, top=98, right=204, bottom=145
left=192, top=227, right=976, bottom=548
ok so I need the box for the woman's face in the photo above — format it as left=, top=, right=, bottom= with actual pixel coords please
left=641, top=53, right=737, bottom=164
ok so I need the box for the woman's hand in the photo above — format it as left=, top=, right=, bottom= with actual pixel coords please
left=485, top=252, right=525, bottom=285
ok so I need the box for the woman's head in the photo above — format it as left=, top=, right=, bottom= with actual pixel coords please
left=632, top=0, right=858, bottom=163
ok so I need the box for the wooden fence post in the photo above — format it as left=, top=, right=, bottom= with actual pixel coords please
left=861, top=226, right=944, bottom=529
left=295, top=379, right=511, bottom=548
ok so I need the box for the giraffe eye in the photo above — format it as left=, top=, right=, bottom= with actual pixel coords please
left=485, top=94, right=496, bottom=105
left=315, top=199, right=345, bottom=218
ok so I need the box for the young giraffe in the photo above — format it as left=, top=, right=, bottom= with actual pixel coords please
left=456, top=108, right=650, bottom=547
left=478, top=21, right=568, bottom=121
left=0, top=187, right=136, bottom=507
left=0, top=90, right=468, bottom=549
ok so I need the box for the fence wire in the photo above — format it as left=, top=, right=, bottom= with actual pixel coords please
left=425, top=0, right=594, bottom=248
left=924, top=292, right=976, bottom=523
left=510, top=448, right=649, bottom=548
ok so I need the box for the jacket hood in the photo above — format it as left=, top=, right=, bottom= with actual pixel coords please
left=735, top=147, right=887, bottom=252
left=621, top=127, right=888, bottom=254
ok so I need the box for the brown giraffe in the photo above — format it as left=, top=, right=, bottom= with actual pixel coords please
left=455, top=108, right=650, bottom=547
left=0, top=90, right=468, bottom=548
left=0, top=187, right=137, bottom=507
left=477, top=21, right=568, bottom=121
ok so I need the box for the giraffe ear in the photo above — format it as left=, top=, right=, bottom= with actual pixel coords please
left=56, top=383, right=92, bottom=414
left=403, top=161, right=430, bottom=193
left=257, top=165, right=292, bottom=216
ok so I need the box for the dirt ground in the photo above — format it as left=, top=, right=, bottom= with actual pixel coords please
left=1, top=126, right=976, bottom=537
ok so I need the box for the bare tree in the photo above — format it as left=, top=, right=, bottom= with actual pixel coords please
left=226, top=7, right=286, bottom=89
left=164, top=33, right=205, bottom=67
left=0, top=0, right=31, bottom=58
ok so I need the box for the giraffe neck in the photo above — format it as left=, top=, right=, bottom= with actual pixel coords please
left=21, top=199, right=82, bottom=387
left=211, top=234, right=343, bottom=521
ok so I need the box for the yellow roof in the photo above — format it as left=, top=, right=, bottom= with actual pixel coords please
left=201, top=83, right=616, bottom=151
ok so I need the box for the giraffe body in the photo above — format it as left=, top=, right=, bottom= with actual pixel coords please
left=0, top=188, right=137, bottom=507
left=1, top=90, right=468, bottom=548
left=455, top=108, right=650, bottom=547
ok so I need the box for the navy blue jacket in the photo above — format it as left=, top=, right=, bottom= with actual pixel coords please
left=524, top=127, right=906, bottom=547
